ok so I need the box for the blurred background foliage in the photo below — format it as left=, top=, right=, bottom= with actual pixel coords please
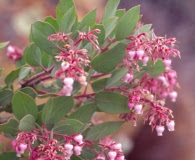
left=0, top=0, right=194, bottom=159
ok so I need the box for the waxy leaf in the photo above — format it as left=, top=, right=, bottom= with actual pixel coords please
left=115, top=6, right=140, bottom=40
left=18, top=114, right=35, bottom=131
left=0, top=152, right=19, bottom=160
left=134, top=24, right=152, bottom=35
left=42, top=96, right=74, bottom=125
left=44, top=16, right=59, bottom=31
left=94, top=24, right=105, bottom=46
left=68, top=103, right=97, bottom=123
left=0, top=41, right=9, bottom=49
left=56, top=0, right=75, bottom=23
left=102, top=0, right=120, bottom=22
left=106, top=68, right=128, bottom=88
left=0, top=89, right=13, bottom=107
left=18, top=67, right=31, bottom=81
left=0, top=118, right=18, bottom=135
left=25, top=43, right=42, bottom=67
left=103, top=16, right=118, bottom=38
left=20, top=87, right=37, bottom=99
left=59, top=7, right=77, bottom=33
left=76, top=9, right=96, bottom=32
left=12, top=91, right=38, bottom=120
left=53, top=119, right=84, bottom=135
left=115, top=9, right=125, bottom=19
left=41, top=51, right=54, bottom=69
left=95, top=91, right=129, bottom=114
left=91, top=78, right=108, bottom=92
left=86, top=121, right=123, bottom=141
left=91, top=43, right=126, bottom=73
left=31, top=21, right=57, bottom=55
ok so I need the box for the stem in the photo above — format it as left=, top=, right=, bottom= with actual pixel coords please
left=91, top=73, right=109, bottom=79
left=100, top=38, right=117, bottom=52
left=74, top=93, right=96, bottom=99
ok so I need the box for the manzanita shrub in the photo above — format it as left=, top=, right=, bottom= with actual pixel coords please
left=0, top=0, right=180, bottom=159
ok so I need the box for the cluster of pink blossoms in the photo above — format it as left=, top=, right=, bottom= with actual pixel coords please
left=12, top=128, right=85, bottom=159
left=48, top=29, right=100, bottom=96
left=120, top=32, right=180, bottom=136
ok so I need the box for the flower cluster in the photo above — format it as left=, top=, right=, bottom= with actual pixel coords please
left=6, top=45, right=23, bottom=61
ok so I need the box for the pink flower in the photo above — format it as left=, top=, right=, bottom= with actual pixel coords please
left=74, top=134, right=83, bottom=145
left=6, top=45, right=23, bottom=61
left=169, top=91, right=177, bottom=102
left=134, top=104, right=143, bottom=114
left=74, top=145, right=82, bottom=155
left=156, top=125, right=165, bottom=136
left=166, top=120, right=175, bottom=131
left=108, top=151, right=117, bottom=160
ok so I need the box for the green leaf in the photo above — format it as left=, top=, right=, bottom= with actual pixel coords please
left=0, top=89, right=13, bottom=107
left=31, top=21, right=57, bottom=55
left=53, top=119, right=84, bottom=135
left=0, top=152, right=19, bottom=160
left=86, top=121, right=123, bottom=141
left=115, top=9, right=125, bottom=19
left=134, top=24, right=152, bottom=35
left=18, top=67, right=31, bottom=81
left=106, top=68, right=128, bottom=88
left=59, top=7, right=77, bottom=33
left=80, top=148, right=96, bottom=160
left=102, top=0, right=120, bottom=22
left=0, top=118, right=18, bottom=135
left=18, top=114, right=35, bottom=131
left=91, top=43, right=126, bottom=73
left=115, top=6, right=140, bottom=40
left=143, top=60, right=165, bottom=78
left=42, top=96, right=74, bottom=125
left=4, top=66, right=24, bottom=87
left=68, top=103, right=97, bottom=123
left=71, top=155, right=84, bottom=160
left=41, top=51, right=54, bottom=69
left=95, top=91, right=129, bottom=114
left=44, top=16, right=59, bottom=31
left=76, top=9, right=96, bottom=32
left=25, top=43, right=42, bottom=67
left=0, top=41, right=9, bottom=49
left=91, top=78, right=108, bottom=92
left=12, top=91, right=38, bottom=120
left=20, top=87, right=37, bottom=99
left=103, top=16, right=118, bottom=38
left=56, top=0, right=75, bottom=23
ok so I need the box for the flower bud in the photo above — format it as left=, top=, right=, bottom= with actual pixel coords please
left=111, top=143, right=122, bottom=150
left=166, top=120, right=175, bottom=131
left=169, top=91, right=177, bottom=102
left=156, top=125, right=165, bottom=136
left=128, top=102, right=134, bottom=110
left=128, top=51, right=136, bottom=60
left=74, top=134, right=83, bottom=145
left=134, top=104, right=143, bottom=114
left=108, top=151, right=117, bottom=160
left=64, top=143, right=74, bottom=151
left=61, top=61, right=70, bottom=71
left=62, top=85, right=73, bottom=96
left=64, top=77, right=74, bottom=86
left=136, top=49, right=144, bottom=59
left=116, top=155, right=125, bottom=160
left=79, top=76, right=87, bottom=86
left=74, top=145, right=82, bottom=155
left=163, top=59, right=172, bottom=69
left=142, top=56, right=149, bottom=66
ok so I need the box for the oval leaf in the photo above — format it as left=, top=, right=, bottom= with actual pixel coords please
left=42, top=96, right=74, bottom=125
left=0, top=41, right=9, bottom=49
left=18, top=114, right=35, bottom=131
left=12, top=91, right=38, bottom=120
left=18, top=67, right=31, bottom=81
left=106, top=68, right=128, bottom=88
left=95, top=91, right=129, bottom=114
left=20, top=87, right=37, bottom=99
left=0, top=89, right=13, bottom=107
left=91, top=78, right=108, bottom=92
left=53, top=119, right=84, bottom=135
left=0, top=118, right=18, bottom=135
left=86, top=121, right=123, bottom=141
left=115, top=6, right=140, bottom=40
left=31, top=21, right=57, bottom=55
left=91, top=43, right=126, bottom=73
left=103, top=16, right=118, bottom=38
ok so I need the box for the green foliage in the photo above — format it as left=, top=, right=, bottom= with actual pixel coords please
left=0, top=89, right=13, bottom=107
left=42, top=96, right=74, bottom=125
left=95, top=91, right=129, bottom=114
left=0, top=41, right=9, bottom=49
left=91, top=43, right=126, bottom=73
left=91, top=78, right=108, bottom=92
left=0, top=152, right=19, bottom=160
left=18, top=114, right=35, bottom=131
left=86, top=121, right=123, bottom=141
left=12, top=91, right=38, bottom=120
left=0, top=118, right=19, bottom=135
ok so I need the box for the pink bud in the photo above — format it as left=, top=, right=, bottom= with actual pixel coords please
left=134, top=104, right=143, bottom=114
left=136, top=49, right=144, bottom=59
left=169, top=91, right=177, bottom=102
left=74, top=134, right=83, bottom=145
left=142, top=56, right=149, bottom=66
left=111, top=143, right=122, bottom=150
left=79, top=76, right=87, bottom=86
left=123, top=73, right=133, bottom=83
left=158, top=76, right=168, bottom=86
left=74, top=145, right=82, bottom=155
left=116, top=156, right=125, bottom=160
left=156, top=125, right=165, bottom=136
left=16, top=143, right=27, bottom=157
left=163, top=59, right=172, bottom=69
left=128, top=51, right=136, bottom=60
left=166, top=120, right=175, bottom=131
left=128, top=102, right=134, bottom=110
left=61, top=61, right=70, bottom=71
left=7, top=46, right=15, bottom=54
left=108, top=151, right=117, bottom=160
left=64, top=77, right=74, bottom=86
left=96, top=154, right=106, bottom=160
left=62, top=85, right=73, bottom=96
left=64, top=143, right=74, bottom=151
